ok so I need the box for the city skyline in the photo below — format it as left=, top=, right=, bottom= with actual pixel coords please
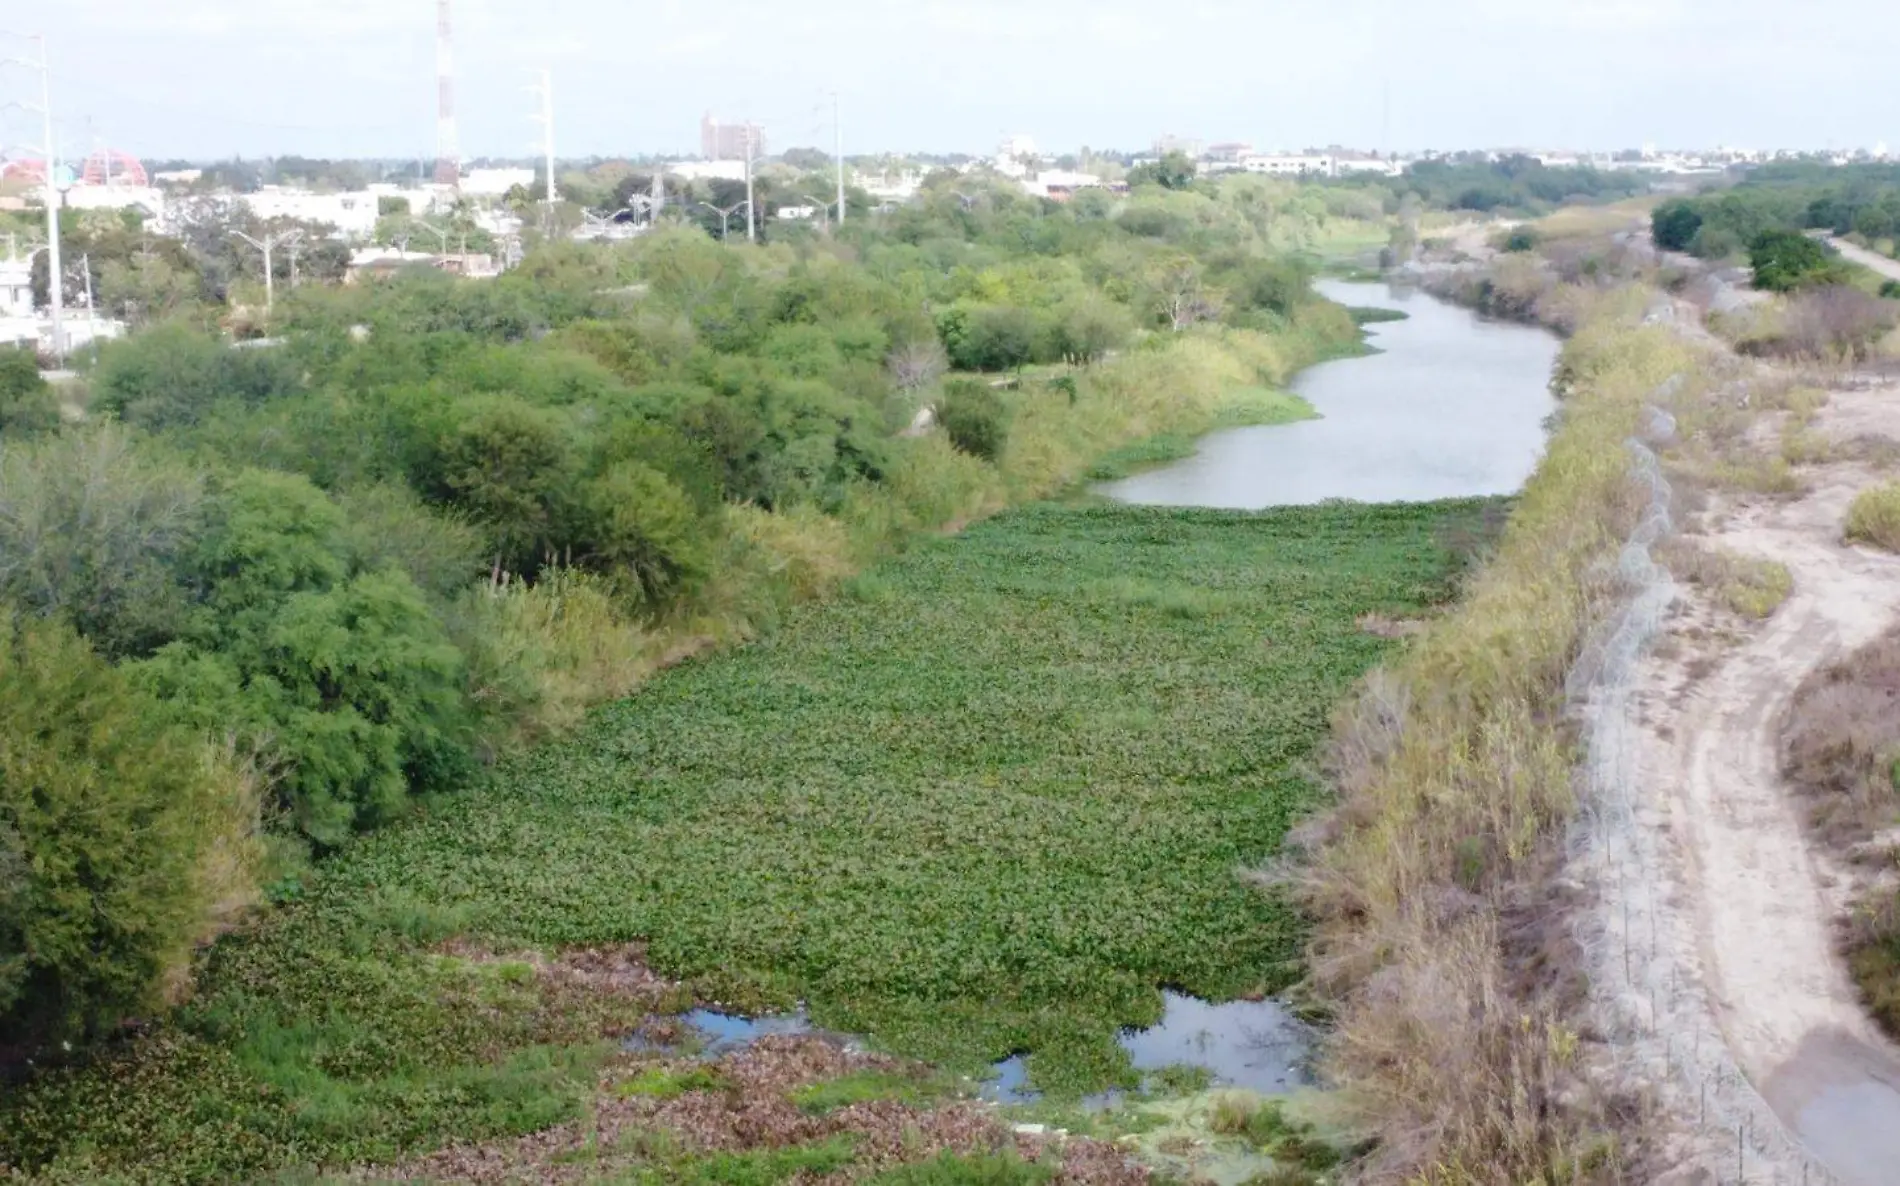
left=11, top=0, right=1900, bottom=162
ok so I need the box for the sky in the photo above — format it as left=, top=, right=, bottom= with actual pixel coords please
left=8, top=0, right=1900, bottom=163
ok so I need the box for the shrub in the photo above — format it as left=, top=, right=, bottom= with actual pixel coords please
left=936, top=380, right=1009, bottom=461
left=1881, top=280, right=1900, bottom=300
left=1749, top=229, right=1846, bottom=292
left=0, top=425, right=206, bottom=659
left=1650, top=200, right=1703, bottom=252
left=91, top=323, right=301, bottom=430
left=0, top=613, right=260, bottom=1048
left=0, top=348, right=58, bottom=439
left=1501, top=226, right=1541, bottom=253
left=577, top=460, right=715, bottom=606
left=1846, top=482, right=1900, bottom=551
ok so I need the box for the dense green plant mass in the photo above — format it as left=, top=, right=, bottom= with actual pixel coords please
left=0, top=499, right=1484, bottom=1180
left=1747, top=229, right=1850, bottom=292
left=0, top=614, right=258, bottom=1047
left=1650, top=163, right=1900, bottom=263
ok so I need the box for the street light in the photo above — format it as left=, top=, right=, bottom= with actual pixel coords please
left=800, top=195, right=837, bottom=232
left=696, top=201, right=751, bottom=240
left=231, top=227, right=303, bottom=313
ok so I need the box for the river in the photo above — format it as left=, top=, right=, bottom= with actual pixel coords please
left=1095, top=280, right=1561, bottom=508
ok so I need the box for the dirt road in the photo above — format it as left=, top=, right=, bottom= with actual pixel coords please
left=1824, top=235, right=1900, bottom=285
left=1613, top=383, right=1900, bottom=1184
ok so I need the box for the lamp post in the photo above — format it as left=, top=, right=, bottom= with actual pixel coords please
left=696, top=201, right=750, bottom=240
left=231, top=227, right=303, bottom=313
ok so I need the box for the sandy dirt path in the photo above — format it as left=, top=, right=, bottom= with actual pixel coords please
left=1824, top=236, right=1900, bottom=285
left=1682, top=457, right=1900, bottom=1184
left=1613, top=382, right=1900, bottom=1183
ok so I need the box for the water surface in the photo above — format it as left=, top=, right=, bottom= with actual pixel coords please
left=1098, top=280, right=1560, bottom=508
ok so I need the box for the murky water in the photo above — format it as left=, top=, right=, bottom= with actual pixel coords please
left=1120, top=991, right=1311, bottom=1093
left=1096, top=280, right=1561, bottom=508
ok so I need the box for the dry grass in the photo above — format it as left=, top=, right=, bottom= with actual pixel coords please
left=1846, top=482, right=1900, bottom=551
left=1783, top=629, right=1900, bottom=1040
left=1658, top=538, right=1794, bottom=620
left=1783, top=629, right=1900, bottom=849
left=1301, top=290, right=1693, bottom=1182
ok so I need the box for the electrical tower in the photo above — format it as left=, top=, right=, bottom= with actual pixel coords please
left=434, top=0, right=460, bottom=187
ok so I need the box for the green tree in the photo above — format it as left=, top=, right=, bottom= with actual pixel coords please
left=0, top=612, right=258, bottom=1047
left=936, top=379, right=1009, bottom=461
left=0, top=349, right=58, bottom=439
left=0, top=426, right=205, bottom=659
left=1749, top=230, right=1843, bottom=292
left=1129, top=151, right=1198, bottom=191
left=1650, top=200, right=1704, bottom=252
left=434, top=399, right=575, bottom=573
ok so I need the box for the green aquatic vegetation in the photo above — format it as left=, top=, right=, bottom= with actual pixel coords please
left=0, top=499, right=1485, bottom=1181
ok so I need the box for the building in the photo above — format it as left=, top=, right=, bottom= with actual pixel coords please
left=670, top=160, right=748, bottom=183
left=462, top=167, right=536, bottom=197
left=700, top=114, right=765, bottom=162
left=1241, top=153, right=1336, bottom=177
left=1154, top=134, right=1204, bottom=158
left=1334, top=155, right=1403, bottom=176
left=1205, top=142, right=1254, bottom=163
left=0, top=250, right=32, bottom=319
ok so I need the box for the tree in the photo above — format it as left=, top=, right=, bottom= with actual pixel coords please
left=1749, top=230, right=1844, bottom=292
left=887, top=338, right=948, bottom=391
left=0, top=349, right=58, bottom=439
left=1651, top=200, right=1704, bottom=253
left=1146, top=257, right=1221, bottom=331
left=0, top=425, right=206, bottom=659
left=0, top=612, right=259, bottom=1048
left=936, top=379, right=1008, bottom=461
left=434, top=399, right=575, bottom=573
left=1129, top=151, right=1197, bottom=191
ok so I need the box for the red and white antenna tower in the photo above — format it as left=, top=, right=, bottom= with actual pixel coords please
left=434, top=0, right=460, bottom=187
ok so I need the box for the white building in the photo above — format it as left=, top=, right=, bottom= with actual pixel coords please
left=462, top=168, right=536, bottom=197
left=238, top=186, right=429, bottom=237
left=1241, top=153, right=1336, bottom=177
left=1334, top=156, right=1403, bottom=176
left=669, top=160, right=748, bottom=183
left=62, top=185, right=165, bottom=219
left=1020, top=169, right=1105, bottom=198
left=0, top=251, right=32, bottom=319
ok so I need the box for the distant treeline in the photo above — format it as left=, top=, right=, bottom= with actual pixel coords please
left=1652, top=163, right=1900, bottom=258
left=1328, top=155, right=1649, bottom=215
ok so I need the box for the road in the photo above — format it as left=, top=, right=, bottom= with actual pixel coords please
left=1823, top=234, right=1900, bottom=284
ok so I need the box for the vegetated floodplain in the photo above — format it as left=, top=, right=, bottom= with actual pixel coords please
left=0, top=497, right=1491, bottom=1181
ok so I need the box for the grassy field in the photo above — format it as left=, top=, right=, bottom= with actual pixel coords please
left=0, top=499, right=1491, bottom=1182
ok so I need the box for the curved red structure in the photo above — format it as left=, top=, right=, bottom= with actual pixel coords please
left=81, top=150, right=147, bottom=187
left=0, top=158, right=47, bottom=184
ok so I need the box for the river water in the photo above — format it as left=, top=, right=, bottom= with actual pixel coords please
left=1096, top=280, right=1561, bottom=508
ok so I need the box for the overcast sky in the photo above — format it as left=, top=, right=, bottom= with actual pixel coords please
left=12, top=0, right=1900, bottom=163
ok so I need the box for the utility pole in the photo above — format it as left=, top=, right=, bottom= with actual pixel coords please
left=833, top=91, right=845, bottom=226
left=744, top=125, right=756, bottom=242
left=7, top=36, right=65, bottom=358
left=529, top=70, right=555, bottom=236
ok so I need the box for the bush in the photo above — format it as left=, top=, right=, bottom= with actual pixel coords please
left=1501, top=227, right=1541, bottom=254
left=0, top=613, right=260, bottom=1047
left=1846, top=482, right=1900, bottom=552
left=0, top=348, right=58, bottom=439
left=91, top=323, right=301, bottom=430
left=0, top=425, right=206, bottom=659
left=1749, top=229, right=1846, bottom=292
left=936, top=380, right=1009, bottom=461
left=1881, top=280, right=1900, bottom=300
left=1651, top=200, right=1703, bottom=252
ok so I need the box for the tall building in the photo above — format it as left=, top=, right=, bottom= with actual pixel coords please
left=701, top=114, right=765, bottom=161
